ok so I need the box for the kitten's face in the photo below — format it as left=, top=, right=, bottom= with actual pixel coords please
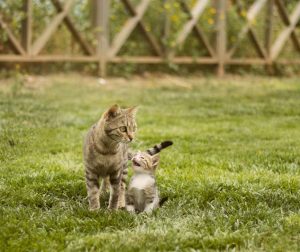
left=104, top=105, right=138, bottom=143
left=132, top=151, right=159, bottom=174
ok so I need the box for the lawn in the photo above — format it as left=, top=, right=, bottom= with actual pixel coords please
left=0, top=74, right=300, bottom=251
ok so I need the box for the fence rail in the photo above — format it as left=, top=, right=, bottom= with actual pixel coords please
left=0, top=0, right=300, bottom=76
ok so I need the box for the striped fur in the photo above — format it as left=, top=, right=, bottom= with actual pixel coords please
left=83, top=104, right=138, bottom=210
left=127, top=141, right=173, bottom=161
left=146, top=141, right=173, bottom=155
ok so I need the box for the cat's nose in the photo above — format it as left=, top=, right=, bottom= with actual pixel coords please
left=128, top=134, right=133, bottom=142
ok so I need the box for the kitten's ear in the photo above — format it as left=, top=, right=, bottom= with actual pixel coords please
left=152, top=154, right=160, bottom=169
left=127, top=106, right=138, bottom=117
left=105, top=104, right=120, bottom=119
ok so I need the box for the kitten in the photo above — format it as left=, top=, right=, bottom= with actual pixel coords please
left=83, top=104, right=138, bottom=210
left=126, top=141, right=173, bottom=213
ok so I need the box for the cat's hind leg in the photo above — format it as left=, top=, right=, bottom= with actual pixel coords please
left=100, top=176, right=110, bottom=195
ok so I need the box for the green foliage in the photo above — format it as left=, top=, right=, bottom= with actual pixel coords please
left=1, top=0, right=300, bottom=75
left=0, top=75, right=300, bottom=251
left=0, top=0, right=298, bottom=76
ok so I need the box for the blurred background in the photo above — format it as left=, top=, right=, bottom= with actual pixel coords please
left=0, top=0, right=299, bottom=77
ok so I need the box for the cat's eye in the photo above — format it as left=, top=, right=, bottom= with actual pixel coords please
left=120, top=126, right=127, bottom=132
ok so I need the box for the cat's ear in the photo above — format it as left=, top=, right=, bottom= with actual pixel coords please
left=127, top=106, right=138, bottom=117
left=152, top=154, right=160, bottom=169
left=105, top=104, right=120, bottom=119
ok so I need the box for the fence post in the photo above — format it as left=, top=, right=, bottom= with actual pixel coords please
left=21, top=0, right=32, bottom=54
left=216, top=0, right=227, bottom=77
left=265, top=0, right=274, bottom=74
left=162, top=0, right=170, bottom=57
left=92, top=0, right=110, bottom=77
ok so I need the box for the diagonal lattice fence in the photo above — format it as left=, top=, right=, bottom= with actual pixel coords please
left=0, top=0, right=299, bottom=76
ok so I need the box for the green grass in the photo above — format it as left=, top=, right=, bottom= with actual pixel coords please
left=0, top=74, right=300, bottom=251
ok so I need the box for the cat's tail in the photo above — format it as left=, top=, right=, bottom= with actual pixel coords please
left=146, top=141, right=173, bottom=156
left=159, top=197, right=168, bottom=207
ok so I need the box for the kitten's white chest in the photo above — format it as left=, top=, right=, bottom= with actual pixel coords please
left=130, top=174, right=154, bottom=190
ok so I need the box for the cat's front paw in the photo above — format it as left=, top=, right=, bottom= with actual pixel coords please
left=118, top=201, right=126, bottom=209
left=89, top=206, right=100, bottom=211
left=88, top=201, right=100, bottom=211
left=108, top=203, right=118, bottom=210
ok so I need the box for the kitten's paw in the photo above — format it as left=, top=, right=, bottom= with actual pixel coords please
left=125, top=205, right=135, bottom=213
left=144, top=210, right=153, bottom=214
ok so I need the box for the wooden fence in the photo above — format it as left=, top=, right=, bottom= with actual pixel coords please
left=0, top=0, right=300, bottom=76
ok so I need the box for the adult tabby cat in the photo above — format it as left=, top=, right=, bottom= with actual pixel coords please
left=83, top=104, right=138, bottom=210
left=126, top=141, right=173, bottom=213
